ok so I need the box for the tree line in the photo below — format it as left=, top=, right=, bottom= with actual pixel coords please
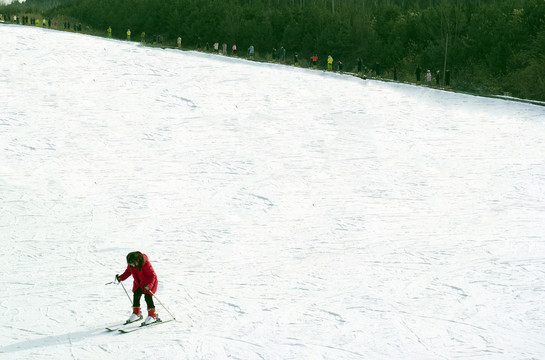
left=3, top=0, right=545, bottom=101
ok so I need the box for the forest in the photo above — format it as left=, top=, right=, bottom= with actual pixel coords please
left=2, top=0, right=545, bottom=101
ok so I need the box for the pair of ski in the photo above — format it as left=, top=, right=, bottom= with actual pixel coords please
left=106, top=317, right=173, bottom=333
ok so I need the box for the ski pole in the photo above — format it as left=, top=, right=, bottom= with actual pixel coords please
left=119, top=279, right=133, bottom=304
left=105, top=278, right=133, bottom=304
left=147, top=289, right=176, bottom=320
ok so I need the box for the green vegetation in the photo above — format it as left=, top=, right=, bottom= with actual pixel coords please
left=3, top=0, right=545, bottom=101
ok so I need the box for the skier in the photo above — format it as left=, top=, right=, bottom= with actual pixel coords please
left=337, top=60, right=343, bottom=73
left=415, top=65, right=421, bottom=85
left=294, top=52, right=299, bottom=66
left=248, top=45, right=255, bottom=60
left=374, top=61, right=381, bottom=78
left=116, top=251, right=159, bottom=325
left=426, top=69, right=432, bottom=85
left=327, top=55, right=333, bottom=71
left=310, top=54, right=318, bottom=69
left=357, top=58, right=363, bottom=76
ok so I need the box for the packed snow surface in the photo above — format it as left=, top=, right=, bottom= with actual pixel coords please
left=1, top=24, right=545, bottom=359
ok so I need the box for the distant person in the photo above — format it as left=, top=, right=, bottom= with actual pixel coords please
left=426, top=70, right=432, bottom=85
left=327, top=55, right=333, bottom=71
left=272, top=48, right=277, bottom=62
left=177, top=37, right=182, bottom=49
left=232, top=44, right=237, bottom=56
left=279, top=47, right=286, bottom=63
left=248, top=45, right=255, bottom=60
left=126, top=29, right=131, bottom=41
left=213, top=42, right=219, bottom=53
left=435, top=70, right=440, bottom=87
left=116, top=251, right=159, bottom=325
left=357, top=58, right=363, bottom=76
left=222, top=43, right=227, bottom=55
left=415, top=66, right=421, bottom=85
left=374, top=61, right=381, bottom=78
left=337, top=60, right=343, bottom=73
left=107, top=26, right=112, bottom=38
left=310, top=54, right=318, bottom=69
left=445, top=69, right=451, bottom=89
left=294, top=52, right=299, bottom=66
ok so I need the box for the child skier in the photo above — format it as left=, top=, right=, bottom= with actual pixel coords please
left=116, top=251, right=159, bottom=325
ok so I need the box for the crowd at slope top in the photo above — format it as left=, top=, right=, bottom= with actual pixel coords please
left=164, top=35, right=453, bottom=87
left=5, top=15, right=89, bottom=33
left=132, top=31, right=453, bottom=88
left=2, top=15, right=452, bottom=88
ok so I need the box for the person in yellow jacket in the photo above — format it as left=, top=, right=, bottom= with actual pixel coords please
left=107, top=26, right=112, bottom=38
left=127, top=29, right=131, bottom=41
left=327, top=55, right=333, bottom=71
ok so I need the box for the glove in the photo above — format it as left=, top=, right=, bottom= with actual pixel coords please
left=115, top=274, right=120, bottom=283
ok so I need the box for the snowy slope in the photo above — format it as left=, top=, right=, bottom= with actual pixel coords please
left=1, top=24, right=545, bottom=359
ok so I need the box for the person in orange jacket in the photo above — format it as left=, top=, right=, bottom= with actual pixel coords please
left=310, top=54, right=318, bottom=69
left=116, top=251, right=159, bottom=325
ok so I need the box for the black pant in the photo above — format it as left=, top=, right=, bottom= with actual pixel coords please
left=133, top=287, right=155, bottom=309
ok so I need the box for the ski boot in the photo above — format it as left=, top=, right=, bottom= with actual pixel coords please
left=142, top=308, right=159, bottom=326
left=125, top=307, right=143, bottom=324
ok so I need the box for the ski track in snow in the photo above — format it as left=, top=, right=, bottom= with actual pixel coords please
left=1, top=24, right=545, bottom=359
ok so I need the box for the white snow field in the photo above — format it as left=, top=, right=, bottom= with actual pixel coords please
left=1, top=24, right=545, bottom=359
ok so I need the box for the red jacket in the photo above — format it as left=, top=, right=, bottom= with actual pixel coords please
left=119, top=252, right=158, bottom=295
